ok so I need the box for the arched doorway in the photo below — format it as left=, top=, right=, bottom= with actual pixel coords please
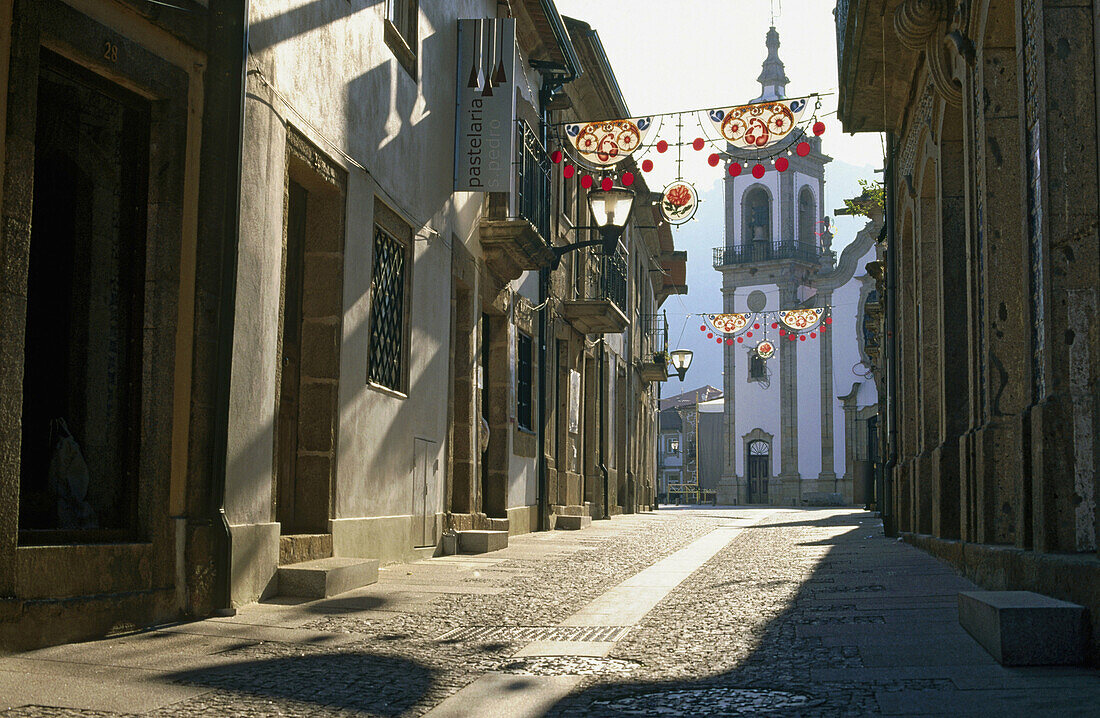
left=746, top=439, right=771, bottom=504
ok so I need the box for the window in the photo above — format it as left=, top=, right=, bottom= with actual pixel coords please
left=743, top=186, right=771, bottom=242
left=517, top=332, right=533, bottom=431
left=799, top=186, right=816, bottom=246
left=368, top=212, right=409, bottom=392
left=749, top=354, right=767, bottom=381
left=384, top=0, right=418, bottom=77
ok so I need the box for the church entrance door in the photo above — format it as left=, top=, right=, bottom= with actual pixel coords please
left=747, top=440, right=770, bottom=503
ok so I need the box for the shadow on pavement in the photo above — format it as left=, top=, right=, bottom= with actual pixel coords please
left=167, top=651, right=436, bottom=716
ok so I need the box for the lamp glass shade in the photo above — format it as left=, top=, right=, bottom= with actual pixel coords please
left=587, top=187, right=635, bottom=232
left=669, top=349, right=693, bottom=372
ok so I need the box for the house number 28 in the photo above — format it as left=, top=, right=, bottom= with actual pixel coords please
left=103, top=41, right=119, bottom=63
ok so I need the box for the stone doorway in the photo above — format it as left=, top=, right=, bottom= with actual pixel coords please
left=274, top=132, right=345, bottom=537
left=747, top=440, right=771, bottom=504
left=18, top=51, right=149, bottom=543
left=480, top=312, right=508, bottom=518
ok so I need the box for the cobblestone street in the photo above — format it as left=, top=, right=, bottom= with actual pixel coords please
left=3, top=508, right=1098, bottom=717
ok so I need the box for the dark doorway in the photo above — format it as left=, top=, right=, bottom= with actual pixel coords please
left=276, top=180, right=308, bottom=532
left=479, top=312, right=507, bottom=518
left=274, top=137, right=346, bottom=537
left=746, top=440, right=770, bottom=504
left=18, top=51, right=149, bottom=543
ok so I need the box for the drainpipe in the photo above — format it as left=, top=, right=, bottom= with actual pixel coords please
left=883, top=131, right=898, bottom=537
left=204, top=0, right=249, bottom=615
left=599, top=338, right=610, bottom=518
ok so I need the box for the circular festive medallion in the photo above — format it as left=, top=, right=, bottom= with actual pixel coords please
left=756, top=340, right=775, bottom=360
left=660, top=181, right=699, bottom=225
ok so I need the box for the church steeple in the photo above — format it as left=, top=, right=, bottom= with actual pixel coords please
left=755, top=26, right=789, bottom=102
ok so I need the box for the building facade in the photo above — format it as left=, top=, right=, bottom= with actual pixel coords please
left=715, top=28, right=880, bottom=506
left=836, top=0, right=1100, bottom=649
left=0, top=0, right=686, bottom=649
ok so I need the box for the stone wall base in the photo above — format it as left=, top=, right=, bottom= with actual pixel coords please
left=331, top=513, right=444, bottom=565
left=902, top=532, right=1100, bottom=662
left=229, top=522, right=280, bottom=607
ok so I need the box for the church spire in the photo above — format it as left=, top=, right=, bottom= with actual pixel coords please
left=755, top=26, right=789, bottom=102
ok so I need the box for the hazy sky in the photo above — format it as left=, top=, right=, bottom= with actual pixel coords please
left=554, top=0, right=884, bottom=389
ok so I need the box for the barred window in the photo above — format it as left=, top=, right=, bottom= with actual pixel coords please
left=517, top=332, right=533, bottom=431
left=368, top=224, right=407, bottom=392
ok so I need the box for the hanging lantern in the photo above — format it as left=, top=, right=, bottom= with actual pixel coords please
left=659, top=181, right=700, bottom=225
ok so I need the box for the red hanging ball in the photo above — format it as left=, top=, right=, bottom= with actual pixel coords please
left=753, top=323, right=760, bottom=329
left=810, top=332, right=817, bottom=339
left=771, top=322, right=779, bottom=329
left=601, top=176, right=613, bottom=191
left=799, top=335, right=806, bottom=341
left=708, top=153, right=721, bottom=167
left=656, top=140, right=669, bottom=153
left=746, top=331, right=753, bottom=338
left=564, top=165, right=576, bottom=179
left=729, top=163, right=742, bottom=177
left=642, top=159, right=654, bottom=173
left=825, top=316, right=833, bottom=325
left=726, top=339, right=734, bottom=345
left=622, top=171, right=635, bottom=187
left=790, top=334, right=797, bottom=341
left=779, top=328, right=786, bottom=336
left=775, top=157, right=789, bottom=172
left=752, top=164, right=766, bottom=179
left=819, top=325, right=826, bottom=333
left=737, top=337, right=744, bottom=344
left=707, top=332, right=713, bottom=339
left=796, top=142, right=811, bottom=157
left=550, top=150, right=563, bottom=164
left=716, top=338, right=723, bottom=344
left=580, top=174, right=593, bottom=189
left=813, top=121, right=826, bottom=136
left=700, top=325, right=707, bottom=332
left=693, top=137, right=705, bottom=151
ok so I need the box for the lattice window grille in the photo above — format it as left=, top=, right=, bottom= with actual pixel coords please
left=368, top=225, right=406, bottom=391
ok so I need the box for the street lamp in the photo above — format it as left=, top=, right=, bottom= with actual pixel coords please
left=669, top=349, right=693, bottom=382
left=552, top=186, right=636, bottom=267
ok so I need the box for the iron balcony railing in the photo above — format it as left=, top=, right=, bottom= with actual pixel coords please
left=515, top=120, right=551, bottom=242
left=600, top=251, right=628, bottom=313
left=713, top=240, right=821, bottom=268
left=641, top=313, right=668, bottom=358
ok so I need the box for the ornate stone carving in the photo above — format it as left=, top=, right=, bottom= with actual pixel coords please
left=927, top=34, right=963, bottom=106
left=894, top=0, right=945, bottom=50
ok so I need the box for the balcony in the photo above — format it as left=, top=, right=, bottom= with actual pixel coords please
left=638, top=314, right=670, bottom=383
left=713, top=241, right=821, bottom=269
left=562, top=251, right=629, bottom=335
left=478, top=121, right=556, bottom=282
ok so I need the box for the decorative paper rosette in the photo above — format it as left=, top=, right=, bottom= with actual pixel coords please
left=660, top=181, right=699, bottom=225
left=705, top=98, right=807, bottom=150
left=778, top=308, right=824, bottom=331
left=756, top=340, right=775, bottom=359
left=564, top=117, right=652, bottom=166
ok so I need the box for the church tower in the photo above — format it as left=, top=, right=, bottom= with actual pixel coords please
left=715, top=27, right=836, bottom=505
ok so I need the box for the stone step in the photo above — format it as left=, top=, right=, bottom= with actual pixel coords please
left=958, top=590, right=1089, bottom=666
left=456, top=530, right=508, bottom=554
left=555, top=514, right=592, bottom=531
left=279, top=533, right=333, bottom=565
left=277, top=556, right=379, bottom=599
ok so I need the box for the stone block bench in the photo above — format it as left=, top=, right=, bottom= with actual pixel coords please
left=958, top=590, right=1089, bottom=666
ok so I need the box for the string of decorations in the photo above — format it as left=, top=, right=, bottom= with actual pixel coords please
left=694, top=308, right=834, bottom=359
left=548, top=94, right=829, bottom=225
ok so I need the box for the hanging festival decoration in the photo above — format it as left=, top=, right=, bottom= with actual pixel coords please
left=563, top=117, right=653, bottom=166
left=550, top=93, right=829, bottom=229
left=705, top=98, right=808, bottom=149
left=660, top=181, right=699, bottom=225
left=696, top=306, right=832, bottom=352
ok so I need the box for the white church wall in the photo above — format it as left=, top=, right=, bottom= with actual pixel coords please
left=796, top=332, right=823, bottom=478
left=830, top=241, right=880, bottom=474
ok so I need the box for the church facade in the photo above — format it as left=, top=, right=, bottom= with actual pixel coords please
left=716, top=28, right=880, bottom=506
